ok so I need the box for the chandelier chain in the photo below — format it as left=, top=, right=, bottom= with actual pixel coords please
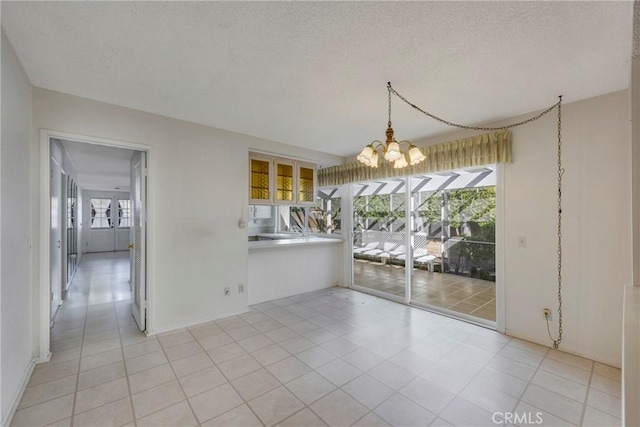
left=543, top=95, right=564, bottom=350
left=387, top=82, right=392, bottom=128
left=551, top=96, right=564, bottom=349
left=388, top=84, right=560, bottom=131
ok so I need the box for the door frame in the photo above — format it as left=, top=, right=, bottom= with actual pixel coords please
left=39, top=129, right=152, bottom=362
left=50, top=156, right=63, bottom=322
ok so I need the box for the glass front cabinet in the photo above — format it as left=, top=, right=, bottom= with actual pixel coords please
left=297, top=162, right=317, bottom=204
left=274, top=158, right=295, bottom=204
left=249, top=155, right=273, bottom=204
left=249, top=154, right=317, bottom=206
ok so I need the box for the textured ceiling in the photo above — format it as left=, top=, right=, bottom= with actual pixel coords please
left=61, top=139, right=134, bottom=192
left=2, top=1, right=633, bottom=157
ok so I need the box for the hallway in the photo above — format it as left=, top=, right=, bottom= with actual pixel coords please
left=12, top=251, right=146, bottom=426
left=61, top=251, right=132, bottom=310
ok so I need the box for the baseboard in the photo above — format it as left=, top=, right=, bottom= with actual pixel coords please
left=248, top=283, right=335, bottom=306
left=505, top=329, right=621, bottom=369
left=149, top=307, right=252, bottom=336
left=1, top=357, right=36, bottom=427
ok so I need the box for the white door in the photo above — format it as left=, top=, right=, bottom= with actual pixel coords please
left=86, top=192, right=131, bottom=252
left=114, top=197, right=132, bottom=251
left=50, top=157, right=62, bottom=319
left=130, top=151, right=147, bottom=331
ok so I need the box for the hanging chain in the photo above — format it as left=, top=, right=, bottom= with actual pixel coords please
left=388, top=83, right=560, bottom=131
left=551, top=96, right=564, bottom=349
left=387, top=82, right=392, bottom=128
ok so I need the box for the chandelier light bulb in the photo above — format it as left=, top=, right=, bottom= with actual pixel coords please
left=370, top=151, right=379, bottom=168
left=384, top=141, right=401, bottom=161
left=408, top=145, right=426, bottom=165
left=357, top=145, right=374, bottom=164
left=393, top=155, right=408, bottom=169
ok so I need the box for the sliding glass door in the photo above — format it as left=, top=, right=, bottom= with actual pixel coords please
left=351, top=168, right=497, bottom=324
left=352, top=179, right=407, bottom=300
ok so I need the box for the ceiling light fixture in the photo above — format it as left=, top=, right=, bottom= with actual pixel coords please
left=357, top=82, right=426, bottom=169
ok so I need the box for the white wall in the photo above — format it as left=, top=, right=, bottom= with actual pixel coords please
left=407, top=90, right=631, bottom=366
left=504, top=91, right=631, bottom=367
left=248, top=243, right=343, bottom=305
left=32, top=88, right=343, bottom=336
left=1, top=30, right=34, bottom=424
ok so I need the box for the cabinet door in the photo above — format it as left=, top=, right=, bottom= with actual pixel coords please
left=249, top=156, right=272, bottom=204
left=274, top=159, right=296, bottom=204
left=297, top=162, right=317, bottom=205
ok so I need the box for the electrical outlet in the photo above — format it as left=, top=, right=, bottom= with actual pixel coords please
left=224, top=287, right=230, bottom=296
left=238, top=284, right=244, bottom=293
left=543, top=308, right=552, bottom=320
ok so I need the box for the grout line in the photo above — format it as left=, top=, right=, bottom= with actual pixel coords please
left=510, top=348, right=596, bottom=426
left=14, top=377, right=78, bottom=411
left=158, top=326, right=217, bottom=425
left=212, top=350, right=265, bottom=424
left=68, top=263, right=90, bottom=427
left=579, top=362, right=596, bottom=426
left=115, top=298, right=140, bottom=427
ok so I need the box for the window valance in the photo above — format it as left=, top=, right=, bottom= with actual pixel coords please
left=318, top=130, right=511, bottom=187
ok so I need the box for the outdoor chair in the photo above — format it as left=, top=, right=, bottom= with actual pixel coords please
left=394, top=247, right=427, bottom=261
left=387, top=245, right=406, bottom=258
left=415, top=254, right=437, bottom=272
left=363, top=241, right=398, bottom=257
left=353, top=242, right=380, bottom=254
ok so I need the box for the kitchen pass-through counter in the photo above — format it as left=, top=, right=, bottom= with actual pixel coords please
left=248, top=235, right=344, bottom=305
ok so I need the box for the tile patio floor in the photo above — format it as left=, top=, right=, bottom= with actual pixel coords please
left=354, top=259, right=496, bottom=321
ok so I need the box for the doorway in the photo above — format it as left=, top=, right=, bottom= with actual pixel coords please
left=84, top=192, right=132, bottom=252
left=41, top=130, right=151, bottom=362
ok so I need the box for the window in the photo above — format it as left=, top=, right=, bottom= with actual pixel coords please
left=277, top=206, right=306, bottom=233
left=311, top=187, right=342, bottom=234
left=90, top=198, right=112, bottom=228
left=118, top=199, right=131, bottom=228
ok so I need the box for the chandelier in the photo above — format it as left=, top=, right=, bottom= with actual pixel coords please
left=357, top=82, right=426, bottom=169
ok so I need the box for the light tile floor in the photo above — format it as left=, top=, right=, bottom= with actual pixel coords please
left=13, top=252, right=621, bottom=426
left=354, top=259, right=496, bottom=321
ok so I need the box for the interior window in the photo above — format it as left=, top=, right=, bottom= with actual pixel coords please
left=90, top=198, right=112, bottom=228
left=118, top=199, right=131, bottom=228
